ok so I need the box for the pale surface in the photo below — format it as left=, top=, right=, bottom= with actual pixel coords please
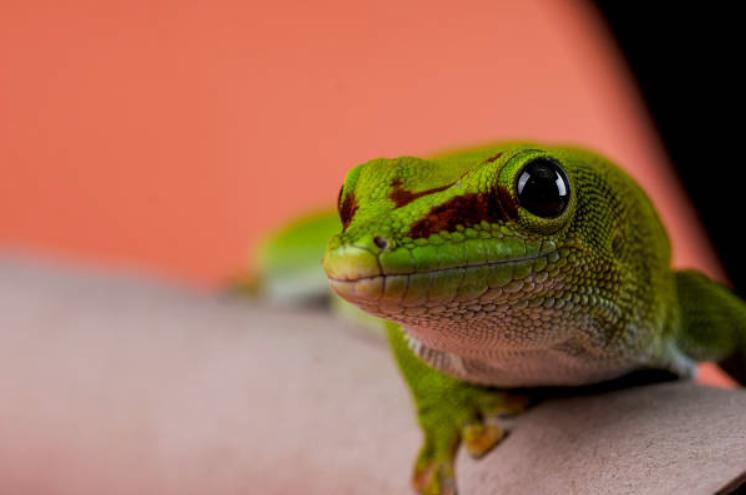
left=0, top=255, right=743, bottom=494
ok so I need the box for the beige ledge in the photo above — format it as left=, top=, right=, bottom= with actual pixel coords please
left=0, top=254, right=744, bottom=495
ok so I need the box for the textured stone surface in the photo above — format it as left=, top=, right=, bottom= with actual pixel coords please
left=0, top=254, right=744, bottom=494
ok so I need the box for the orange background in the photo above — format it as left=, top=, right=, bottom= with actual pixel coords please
left=0, top=0, right=722, bottom=288
left=0, top=1, right=735, bottom=387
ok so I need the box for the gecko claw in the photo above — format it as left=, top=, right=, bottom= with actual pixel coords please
left=413, top=451, right=457, bottom=495
left=462, top=421, right=505, bottom=458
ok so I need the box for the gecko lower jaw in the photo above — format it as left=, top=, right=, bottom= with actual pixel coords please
left=325, top=248, right=555, bottom=308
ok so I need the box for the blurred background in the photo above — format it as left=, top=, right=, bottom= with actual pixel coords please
left=1, top=0, right=736, bottom=290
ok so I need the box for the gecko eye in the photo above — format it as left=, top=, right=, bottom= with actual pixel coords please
left=516, top=158, right=570, bottom=218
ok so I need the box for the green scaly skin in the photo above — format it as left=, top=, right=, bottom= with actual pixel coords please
left=257, top=142, right=746, bottom=495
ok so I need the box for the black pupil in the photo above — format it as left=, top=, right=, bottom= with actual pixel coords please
left=515, top=158, right=570, bottom=218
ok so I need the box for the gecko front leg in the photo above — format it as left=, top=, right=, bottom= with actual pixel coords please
left=387, top=323, right=531, bottom=495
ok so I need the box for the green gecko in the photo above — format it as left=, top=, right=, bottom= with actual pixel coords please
left=253, top=142, right=746, bottom=495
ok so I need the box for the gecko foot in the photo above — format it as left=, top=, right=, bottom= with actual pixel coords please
left=413, top=437, right=457, bottom=495
left=410, top=388, right=530, bottom=494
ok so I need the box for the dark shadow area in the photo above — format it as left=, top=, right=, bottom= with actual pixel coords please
left=592, top=2, right=743, bottom=294
left=510, top=368, right=680, bottom=403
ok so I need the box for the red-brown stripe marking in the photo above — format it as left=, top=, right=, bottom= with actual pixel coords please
left=485, top=152, right=503, bottom=163
left=339, top=191, right=358, bottom=230
left=408, top=187, right=517, bottom=239
left=496, top=185, right=518, bottom=219
left=390, top=178, right=453, bottom=208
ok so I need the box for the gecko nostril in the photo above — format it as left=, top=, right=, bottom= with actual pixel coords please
left=373, top=236, right=389, bottom=250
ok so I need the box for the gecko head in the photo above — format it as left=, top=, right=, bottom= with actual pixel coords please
left=322, top=143, right=669, bottom=355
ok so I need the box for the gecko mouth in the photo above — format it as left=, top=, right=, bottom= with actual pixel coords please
left=325, top=249, right=556, bottom=308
